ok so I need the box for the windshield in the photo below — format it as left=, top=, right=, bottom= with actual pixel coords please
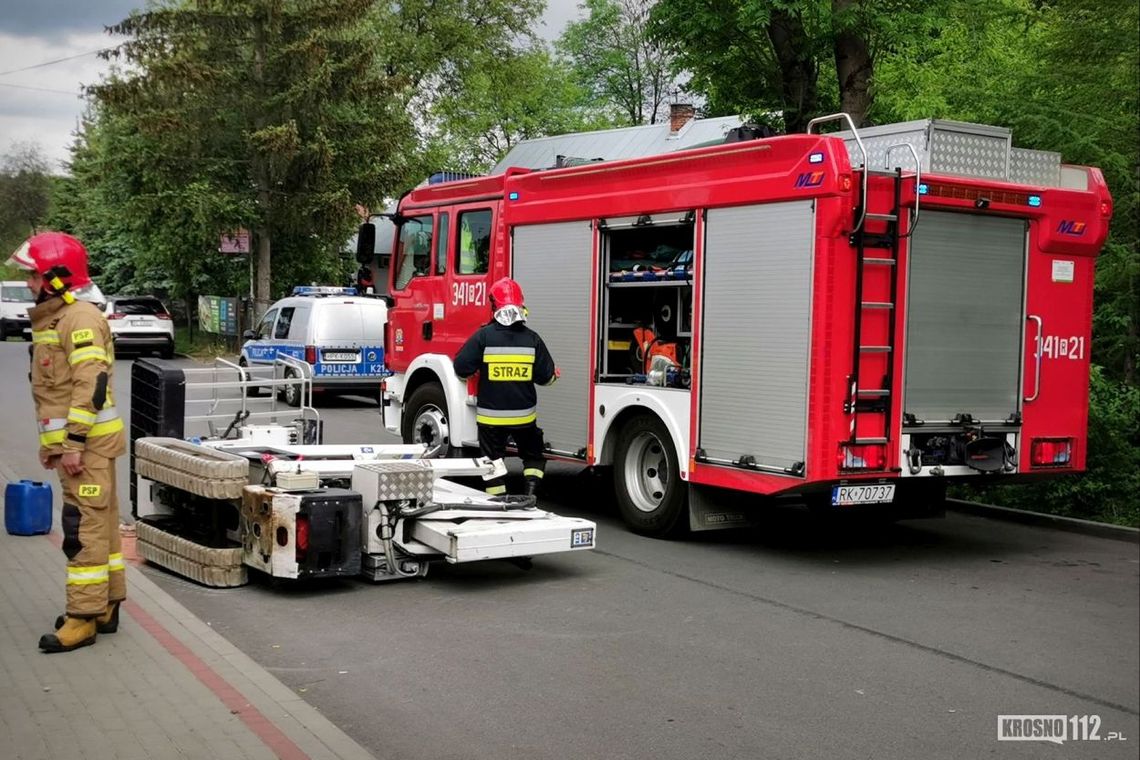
left=113, top=298, right=167, bottom=315
left=313, top=303, right=385, bottom=342
left=2, top=284, right=33, bottom=303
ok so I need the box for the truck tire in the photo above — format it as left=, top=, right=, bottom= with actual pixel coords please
left=401, top=383, right=453, bottom=458
left=613, top=413, right=687, bottom=537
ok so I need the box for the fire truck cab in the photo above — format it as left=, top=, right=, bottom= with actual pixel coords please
left=365, top=115, right=1112, bottom=536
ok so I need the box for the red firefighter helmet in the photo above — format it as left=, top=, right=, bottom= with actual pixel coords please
left=7, top=232, right=92, bottom=292
left=489, top=277, right=524, bottom=310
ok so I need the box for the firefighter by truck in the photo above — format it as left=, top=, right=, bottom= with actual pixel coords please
left=365, top=115, right=1113, bottom=536
left=453, top=277, right=559, bottom=496
left=10, top=232, right=127, bottom=652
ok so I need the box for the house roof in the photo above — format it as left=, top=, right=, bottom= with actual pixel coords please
left=490, top=114, right=746, bottom=174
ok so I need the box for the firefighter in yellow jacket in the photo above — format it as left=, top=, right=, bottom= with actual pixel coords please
left=9, top=232, right=127, bottom=653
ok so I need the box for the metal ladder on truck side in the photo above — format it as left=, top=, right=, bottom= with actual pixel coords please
left=807, top=114, right=921, bottom=449
left=847, top=148, right=921, bottom=447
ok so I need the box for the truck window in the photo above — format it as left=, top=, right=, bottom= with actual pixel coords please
left=255, top=308, right=277, bottom=339
left=274, top=307, right=295, bottom=339
left=457, top=209, right=492, bottom=275
left=435, top=212, right=449, bottom=275
left=393, top=215, right=434, bottom=290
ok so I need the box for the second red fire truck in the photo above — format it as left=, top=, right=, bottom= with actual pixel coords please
left=359, top=114, right=1113, bottom=536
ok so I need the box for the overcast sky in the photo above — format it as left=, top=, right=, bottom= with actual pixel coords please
left=0, top=1, right=584, bottom=172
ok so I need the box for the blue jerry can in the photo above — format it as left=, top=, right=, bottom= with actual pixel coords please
left=4, top=480, right=53, bottom=536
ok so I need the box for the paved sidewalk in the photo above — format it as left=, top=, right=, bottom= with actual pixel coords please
left=1, top=466, right=376, bottom=760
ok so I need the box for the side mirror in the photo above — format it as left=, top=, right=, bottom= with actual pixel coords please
left=242, top=329, right=255, bottom=340
left=356, top=223, right=376, bottom=264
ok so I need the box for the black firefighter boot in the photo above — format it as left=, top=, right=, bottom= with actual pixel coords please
left=523, top=476, right=541, bottom=498
left=55, top=600, right=120, bottom=634
left=39, top=617, right=97, bottom=653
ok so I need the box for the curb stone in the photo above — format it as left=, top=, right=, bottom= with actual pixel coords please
left=947, top=498, right=1139, bottom=543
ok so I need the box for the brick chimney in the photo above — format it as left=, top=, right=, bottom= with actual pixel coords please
left=669, top=103, right=695, bottom=134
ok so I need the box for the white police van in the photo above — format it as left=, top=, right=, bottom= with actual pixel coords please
left=239, top=286, right=389, bottom=406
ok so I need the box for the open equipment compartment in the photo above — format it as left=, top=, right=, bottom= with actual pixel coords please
left=598, top=211, right=695, bottom=387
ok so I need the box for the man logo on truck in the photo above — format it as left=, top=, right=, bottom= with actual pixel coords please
left=795, top=171, right=826, bottom=188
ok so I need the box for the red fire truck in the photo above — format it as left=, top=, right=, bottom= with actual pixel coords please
left=359, top=114, right=1113, bottom=536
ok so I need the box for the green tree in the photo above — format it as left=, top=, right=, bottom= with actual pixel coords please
left=89, top=0, right=409, bottom=315
left=558, top=0, right=680, bottom=126
left=429, top=46, right=609, bottom=172
left=366, top=0, right=547, bottom=183
left=650, top=0, right=946, bottom=131
left=0, top=143, right=55, bottom=258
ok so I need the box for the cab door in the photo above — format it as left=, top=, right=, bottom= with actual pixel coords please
left=387, top=212, right=445, bottom=371
left=437, top=205, right=497, bottom=357
left=243, top=307, right=279, bottom=364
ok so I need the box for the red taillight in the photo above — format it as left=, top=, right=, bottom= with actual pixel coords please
left=1100, top=200, right=1112, bottom=217
left=156, top=313, right=172, bottom=320
left=107, top=313, right=125, bottom=320
left=305, top=345, right=317, bottom=364
left=1031, top=438, right=1072, bottom=468
left=838, top=443, right=886, bottom=471
left=295, top=515, right=310, bottom=561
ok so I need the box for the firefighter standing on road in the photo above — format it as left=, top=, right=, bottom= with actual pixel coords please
left=9, top=232, right=127, bottom=653
left=454, top=278, right=558, bottom=497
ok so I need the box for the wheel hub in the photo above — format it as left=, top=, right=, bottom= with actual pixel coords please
left=413, top=406, right=449, bottom=453
left=624, top=431, right=669, bottom=513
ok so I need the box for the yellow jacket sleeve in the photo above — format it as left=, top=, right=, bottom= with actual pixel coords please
left=59, top=311, right=113, bottom=451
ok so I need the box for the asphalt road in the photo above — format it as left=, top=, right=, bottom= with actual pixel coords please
left=2, top=341, right=1137, bottom=759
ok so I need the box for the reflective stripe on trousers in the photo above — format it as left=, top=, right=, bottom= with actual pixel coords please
left=475, top=407, right=537, bottom=426
left=67, top=564, right=109, bottom=586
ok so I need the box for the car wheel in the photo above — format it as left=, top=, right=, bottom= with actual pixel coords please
left=238, top=359, right=264, bottom=397
left=400, top=383, right=453, bottom=457
left=613, top=413, right=687, bottom=537
left=160, top=344, right=174, bottom=359
left=281, top=369, right=302, bottom=408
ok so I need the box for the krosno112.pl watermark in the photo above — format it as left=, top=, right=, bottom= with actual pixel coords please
left=998, top=715, right=1128, bottom=744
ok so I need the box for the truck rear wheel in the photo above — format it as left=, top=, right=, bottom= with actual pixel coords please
left=401, top=383, right=453, bottom=458
left=614, top=413, right=687, bottom=537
